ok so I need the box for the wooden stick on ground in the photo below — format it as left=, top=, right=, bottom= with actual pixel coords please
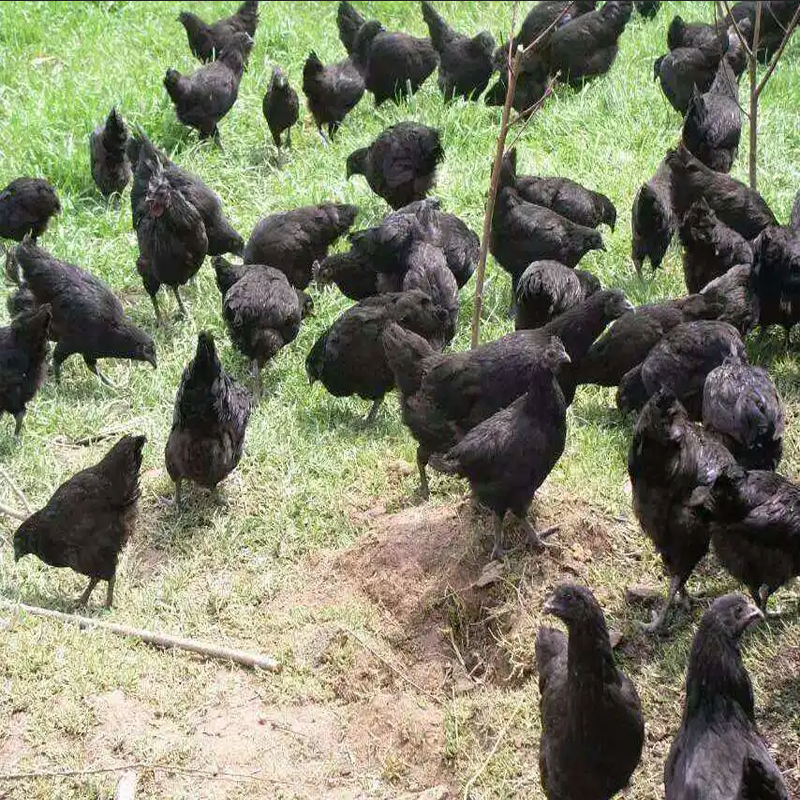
left=0, top=465, right=32, bottom=514
left=1, top=601, right=280, bottom=672
left=0, top=502, right=27, bottom=521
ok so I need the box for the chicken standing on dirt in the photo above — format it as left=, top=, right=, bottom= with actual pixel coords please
left=664, top=594, right=787, bottom=799
left=263, top=66, right=299, bottom=155
left=164, top=31, right=253, bottom=144
left=421, top=1, right=496, bottom=100
left=0, top=177, right=61, bottom=243
left=702, top=355, right=784, bottom=470
left=7, top=241, right=157, bottom=385
left=306, top=290, right=449, bottom=425
left=302, top=51, right=365, bottom=141
left=537, top=584, right=644, bottom=800
left=178, top=0, right=258, bottom=63
left=431, top=339, right=570, bottom=560
left=214, top=257, right=313, bottom=400
left=89, top=107, right=131, bottom=197
left=165, top=333, right=252, bottom=506
left=351, top=20, right=438, bottom=106
left=628, top=390, right=735, bottom=633
left=13, top=435, right=146, bottom=609
left=0, top=305, right=51, bottom=438
left=244, top=202, right=358, bottom=290
left=135, top=160, right=208, bottom=323
left=346, top=123, right=444, bottom=210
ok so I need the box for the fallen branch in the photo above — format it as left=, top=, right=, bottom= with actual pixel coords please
left=1, top=601, right=281, bottom=672
left=0, top=502, right=27, bottom=521
left=462, top=694, right=526, bottom=800
left=0, top=465, right=32, bottom=514
left=342, top=626, right=444, bottom=705
left=114, top=770, right=138, bottom=800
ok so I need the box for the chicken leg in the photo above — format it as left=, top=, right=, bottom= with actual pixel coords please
left=84, top=358, right=116, bottom=388
left=416, top=448, right=430, bottom=500
left=252, top=359, right=261, bottom=404
left=13, top=410, right=26, bottom=439
left=77, top=577, right=100, bottom=607
left=519, top=518, right=559, bottom=551
left=172, top=287, right=189, bottom=319
left=640, top=574, right=682, bottom=634
left=363, top=397, right=383, bottom=426
left=105, top=576, right=116, bottom=609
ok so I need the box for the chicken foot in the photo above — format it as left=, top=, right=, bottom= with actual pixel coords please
left=640, top=574, right=683, bottom=634
left=416, top=448, right=430, bottom=500
left=13, top=410, right=26, bottom=439
left=363, top=397, right=383, bottom=426
left=85, top=358, right=116, bottom=388
left=76, top=577, right=100, bottom=608
left=172, top=287, right=189, bottom=319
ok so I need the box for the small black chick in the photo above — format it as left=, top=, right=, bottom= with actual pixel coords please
left=0, top=178, right=61, bottom=243
left=515, top=261, right=601, bottom=331
left=682, top=55, right=743, bottom=173
left=431, top=339, right=570, bottom=559
left=135, top=161, right=208, bottom=322
left=178, top=0, right=258, bottom=63
left=655, top=33, right=727, bottom=115
left=680, top=198, right=753, bottom=293
left=667, top=145, right=777, bottom=239
left=13, top=435, right=145, bottom=608
left=306, top=290, right=449, bottom=424
left=337, top=0, right=368, bottom=55
left=263, top=66, right=300, bottom=153
left=421, top=1, right=496, bottom=100
left=165, top=333, right=252, bottom=505
left=628, top=390, right=735, bottom=632
left=164, top=31, right=253, bottom=144
left=0, top=305, right=51, bottom=438
left=506, top=148, right=616, bottom=230
left=631, top=157, right=676, bottom=273
left=703, top=355, right=783, bottom=470
left=302, top=51, right=365, bottom=141
left=701, top=466, right=800, bottom=613
left=89, top=107, right=131, bottom=197
left=130, top=130, right=243, bottom=257
left=244, top=202, right=358, bottom=289
left=537, top=584, right=644, bottom=800
left=352, top=19, right=439, bottom=106
left=547, top=1, right=632, bottom=85
left=619, top=320, right=746, bottom=418
left=8, top=241, right=157, bottom=384
left=346, top=123, right=444, bottom=210
left=492, top=155, right=605, bottom=296
left=214, top=257, right=313, bottom=400
left=664, top=594, right=786, bottom=799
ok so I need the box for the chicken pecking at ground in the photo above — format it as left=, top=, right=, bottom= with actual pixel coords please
left=89, top=107, right=131, bottom=198
left=537, top=583, right=644, bottom=800
left=14, top=435, right=146, bottom=608
left=165, top=333, right=252, bottom=506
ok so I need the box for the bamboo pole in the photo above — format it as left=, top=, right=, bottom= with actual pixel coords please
left=2, top=601, right=280, bottom=672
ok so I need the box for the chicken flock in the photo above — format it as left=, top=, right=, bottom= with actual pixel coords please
left=2, top=1, right=800, bottom=797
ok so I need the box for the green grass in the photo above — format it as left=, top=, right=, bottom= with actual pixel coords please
left=0, top=2, right=799, bottom=798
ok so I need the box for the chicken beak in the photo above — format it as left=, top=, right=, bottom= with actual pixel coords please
left=148, top=354, right=158, bottom=369
left=622, top=299, right=635, bottom=313
left=542, top=597, right=561, bottom=617
left=741, top=603, right=764, bottom=629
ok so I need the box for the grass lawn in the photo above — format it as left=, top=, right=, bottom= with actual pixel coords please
left=1, top=1, right=799, bottom=798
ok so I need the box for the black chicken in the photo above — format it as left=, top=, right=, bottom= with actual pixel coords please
left=89, top=107, right=131, bottom=198
left=667, top=145, right=777, bottom=239
left=664, top=594, right=786, bottom=799
left=13, top=435, right=146, bottom=608
left=634, top=1, right=661, bottom=18
left=352, top=19, right=438, bottom=106
left=346, top=122, right=444, bottom=210
left=631, top=157, right=676, bottom=273
left=680, top=199, right=753, bottom=293
left=135, top=160, right=208, bottom=322
left=655, top=33, right=727, bottom=115
left=700, top=264, right=760, bottom=336
left=8, top=241, right=157, bottom=384
left=244, top=202, right=358, bottom=289
left=263, top=66, right=300, bottom=154
left=724, top=0, right=799, bottom=62
left=164, top=31, right=253, bottom=144
left=0, top=305, right=51, bottom=437
left=618, top=320, right=746, bottom=418
left=306, top=290, right=449, bottom=424
left=302, top=51, right=365, bottom=141
left=0, top=178, right=61, bottom=243
left=421, top=1, right=496, bottom=100
left=337, top=0, right=369, bottom=54
left=431, top=339, right=569, bottom=559
left=628, top=390, right=735, bottom=632
left=537, top=583, right=644, bottom=800
left=547, top=1, right=632, bottom=84
left=165, top=333, right=252, bottom=505
left=313, top=249, right=379, bottom=301
left=130, top=130, right=243, bottom=257
left=682, top=56, right=743, bottom=173
left=214, top=257, right=313, bottom=399
left=702, top=356, right=783, bottom=470
left=515, top=261, right=601, bottom=331
left=178, top=0, right=258, bottom=63
left=485, top=49, right=550, bottom=117
left=506, top=148, right=616, bottom=230
left=667, top=15, right=723, bottom=50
